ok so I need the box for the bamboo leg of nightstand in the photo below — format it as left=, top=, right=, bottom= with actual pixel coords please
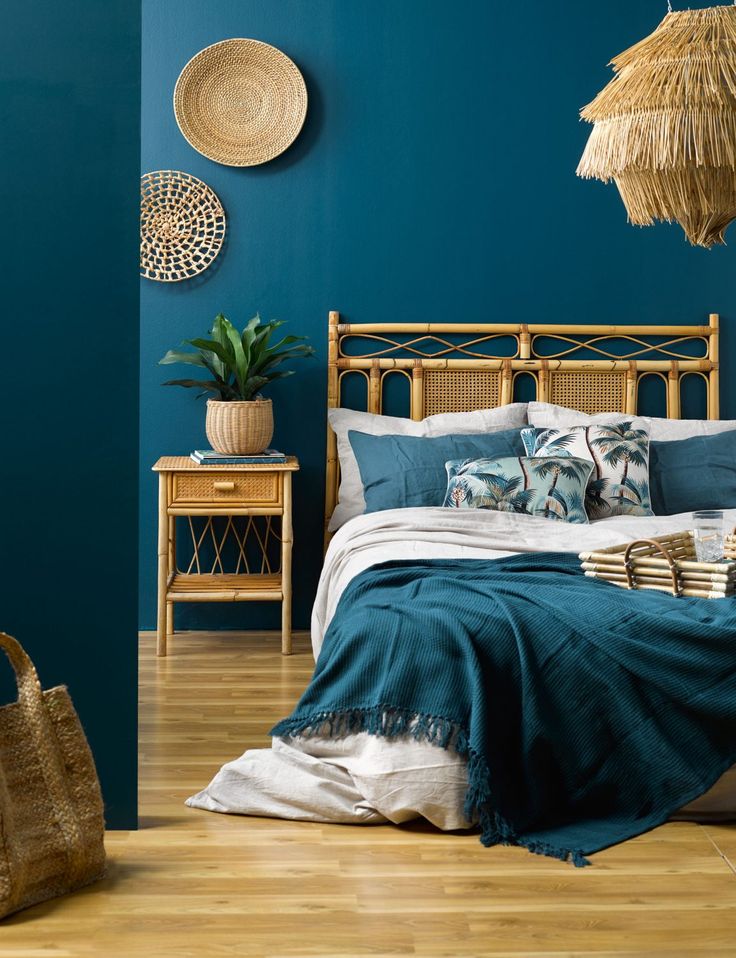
left=281, top=473, right=293, bottom=655
left=157, top=474, right=169, bottom=657
left=166, top=516, right=176, bottom=639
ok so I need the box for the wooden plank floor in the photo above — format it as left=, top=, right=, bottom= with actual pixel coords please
left=3, top=631, right=736, bottom=957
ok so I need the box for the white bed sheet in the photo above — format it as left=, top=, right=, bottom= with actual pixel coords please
left=188, top=508, right=736, bottom=826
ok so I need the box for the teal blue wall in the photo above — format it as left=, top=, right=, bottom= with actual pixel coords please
left=1, top=2, right=140, bottom=826
left=141, top=0, right=734, bottom=632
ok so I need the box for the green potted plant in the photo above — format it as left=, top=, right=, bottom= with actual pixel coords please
left=160, top=313, right=315, bottom=455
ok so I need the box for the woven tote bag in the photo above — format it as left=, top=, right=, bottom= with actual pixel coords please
left=0, top=632, right=106, bottom=919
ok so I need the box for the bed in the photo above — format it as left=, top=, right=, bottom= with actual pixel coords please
left=188, top=312, right=736, bottom=864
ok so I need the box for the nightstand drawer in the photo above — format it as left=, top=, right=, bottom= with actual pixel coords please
left=171, top=472, right=281, bottom=506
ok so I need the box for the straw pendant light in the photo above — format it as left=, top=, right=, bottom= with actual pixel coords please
left=577, top=3, right=736, bottom=248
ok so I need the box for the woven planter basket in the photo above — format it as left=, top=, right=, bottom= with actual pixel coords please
left=174, top=38, right=307, bottom=167
left=0, top=633, right=106, bottom=920
left=206, top=398, right=274, bottom=455
left=577, top=6, right=736, bottom=248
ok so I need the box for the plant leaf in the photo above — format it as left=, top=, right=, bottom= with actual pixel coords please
left=255, top=344, right=316, bottom=375
left=186, top=338, right=232, bottom=368
left=210, top=314, right=229, bottom=346
left=242, top=375, right=270, bottom=400
left=241, top=314, right=261, bottom=358
left=249, top=331, right=305, bottom=373
left=198, top=352, right=228, bottom=385
left=267, top=333, right=303, bottom=350
left=159, top=349, right=207, bottom=367
left=249, top=323, right=277, bottom=368
left=223, top=324, right=248, bottom=395
left=211, top=315, right=238, bottom=370
left=162, top=378, right=237, bottom=400
left=206, top=315, right=231, bottom=378
left=262, top=370, right=296, bottom=384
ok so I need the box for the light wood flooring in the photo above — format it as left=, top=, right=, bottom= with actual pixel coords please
left=2, top=631, right=736, bottom=957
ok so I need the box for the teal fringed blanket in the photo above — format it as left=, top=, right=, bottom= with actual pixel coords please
left=271, top=554, right=736, bottom=865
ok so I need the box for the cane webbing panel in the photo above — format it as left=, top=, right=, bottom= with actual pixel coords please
left=423, top=370, right=501, bottom=416
left=548, top=371, right=627, bottom=415
left=172, top=473, right=279, bottom=505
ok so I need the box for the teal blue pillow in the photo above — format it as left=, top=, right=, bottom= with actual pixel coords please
left=650, top=429, right=736, bottom=515
left=443, top=455, right=593, bottom=523
left=347, top=429, right=526, bottom=515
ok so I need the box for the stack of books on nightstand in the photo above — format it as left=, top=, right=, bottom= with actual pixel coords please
left=190, top=449, right=287, bottom=465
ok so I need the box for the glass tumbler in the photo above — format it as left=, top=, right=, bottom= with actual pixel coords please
left=692, top=510, right=724, bottom=563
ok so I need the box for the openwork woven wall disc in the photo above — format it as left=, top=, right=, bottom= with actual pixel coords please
left=577, top=6, right=736, bottom=248
left=173, top=38, right=308, bottom=167
left=140, top=170, right=226, bottom=282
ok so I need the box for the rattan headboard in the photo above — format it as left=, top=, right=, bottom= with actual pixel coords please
left=324, top=310, right=720, bottom=541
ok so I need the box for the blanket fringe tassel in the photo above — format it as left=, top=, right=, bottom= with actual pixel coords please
left=271, top=706, right=591, bottom=868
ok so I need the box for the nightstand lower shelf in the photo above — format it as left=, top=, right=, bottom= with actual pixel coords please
left=167, top=572, right=283, bottom=602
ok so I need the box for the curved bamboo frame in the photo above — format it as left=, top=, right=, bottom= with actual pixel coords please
left=324, top=311, right=720, bottom=545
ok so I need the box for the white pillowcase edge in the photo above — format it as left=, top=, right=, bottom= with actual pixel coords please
left=328, top=404, right=530, bottom=531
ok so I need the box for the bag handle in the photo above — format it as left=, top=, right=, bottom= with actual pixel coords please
left=0, top=631, right=45, bottom=710
left=0, top=632, right=88, bottom=894
left=623, top=538, right=682, bottom=597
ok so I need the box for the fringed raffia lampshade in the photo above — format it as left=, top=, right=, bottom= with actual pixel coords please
left=577, top=5, right=736, bottom=248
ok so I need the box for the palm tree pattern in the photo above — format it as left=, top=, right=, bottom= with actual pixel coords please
left=444, top=456, right=591, bottom=523
left=529, top=456, right=592, bottom=521
left=523, top=422, right=653, bottom=519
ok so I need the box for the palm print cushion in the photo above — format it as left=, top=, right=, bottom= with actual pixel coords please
left=520, top=422, right=654, bottom=519
left=443, top=455, right=593, bottom=523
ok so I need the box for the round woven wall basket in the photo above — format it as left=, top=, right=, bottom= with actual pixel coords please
left=173, top=38, right=308, bottom=167
left=140, top=170, right=226, bottom=282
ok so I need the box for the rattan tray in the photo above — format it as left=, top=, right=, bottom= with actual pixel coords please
left=580, top=531, right=736, bottom=599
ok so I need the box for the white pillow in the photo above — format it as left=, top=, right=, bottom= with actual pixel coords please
left=528, top=402, right=736, bottom=442
left=328, top=404, right=529, bottom=531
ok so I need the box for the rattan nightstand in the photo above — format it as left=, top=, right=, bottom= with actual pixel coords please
left=152, top=456, right=299, bottom=657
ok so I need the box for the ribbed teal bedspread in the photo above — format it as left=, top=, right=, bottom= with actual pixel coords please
left=271, top=554, right=736, bottom=865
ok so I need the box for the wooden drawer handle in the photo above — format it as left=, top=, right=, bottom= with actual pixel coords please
left=213, top=481, right=236, bottom=492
